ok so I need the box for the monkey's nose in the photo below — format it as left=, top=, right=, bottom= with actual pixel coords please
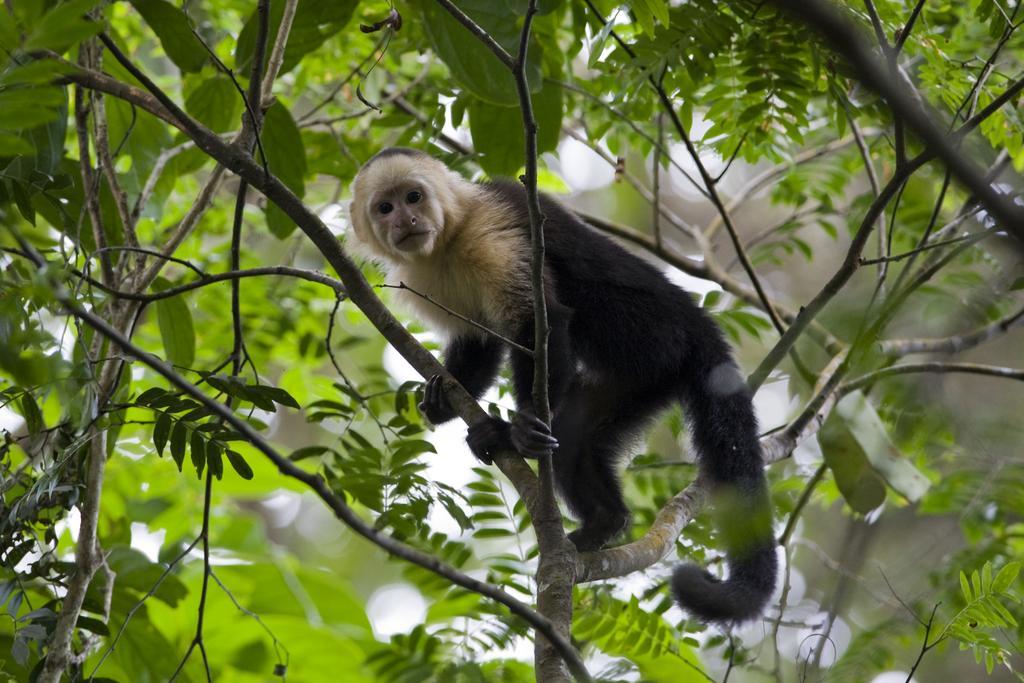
left=410, top=216, right=417, bottom=225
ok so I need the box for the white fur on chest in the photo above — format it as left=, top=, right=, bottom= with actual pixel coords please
left=391, top=258, right=514, bottom=339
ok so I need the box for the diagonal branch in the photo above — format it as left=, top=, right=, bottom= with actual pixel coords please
left=767, top=0, right=1024, bottom=244
left=12, top=238, right=585, bottom=680
left=879, top=305, right=1024, bottom=356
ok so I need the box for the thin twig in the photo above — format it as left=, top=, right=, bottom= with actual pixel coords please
left=378, top=283, right=532, bottom=356
left=840, top=362, right=1024, bottom=393
left=880, top=305, right=1024, bottom=356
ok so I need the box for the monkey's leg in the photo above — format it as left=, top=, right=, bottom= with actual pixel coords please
left=552, top=385, right=635, bottom=551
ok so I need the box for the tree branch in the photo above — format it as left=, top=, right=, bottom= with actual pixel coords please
left=432, top=0, right=514, bottom=69
left=13, top=239, right=588, bottom=681
left=747, top=157, right=924, bottom=391
left=879, top=306, right=1024, bottom=356
left=841, top=362, right=1024, bottom=393
left=767, top=0, right=1024, bottom=244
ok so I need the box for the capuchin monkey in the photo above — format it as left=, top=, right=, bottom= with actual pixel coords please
left=348, top=147, right=776, bottom=623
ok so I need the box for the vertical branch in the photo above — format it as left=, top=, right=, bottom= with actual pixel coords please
left=511, top=4, right=579, bottom=682
left=74, top=76, right=114, bottom=286
left=259, top=0, right=299, bottom=109
left=91, top=72, right=137, bottom=252
left=171, top=1, right=269, bottom=677
left=652, top=113, right=663, bottom=248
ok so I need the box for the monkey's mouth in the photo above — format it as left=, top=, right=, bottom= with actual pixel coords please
left=395, top=230, right=431, bottom=248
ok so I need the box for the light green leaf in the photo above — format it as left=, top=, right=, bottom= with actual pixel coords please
left=833, top=391, right=930, bottom=501
left=235, top=0, right=357, bottom=76
left=24, top=0, right=102, bottom=52
left=992, top=562, right=1021, bottom=593
left=818, top=406, right=887, bottom=514
left=153, top=279, right=196, bottom=369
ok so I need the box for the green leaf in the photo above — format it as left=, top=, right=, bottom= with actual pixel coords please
left=235, top=0, right=357, bottom=76
left=136, top=387, right=166, bottom=405
left=185, top=76, right=243, bottom=133
left=129, top=0, right=207, bottom=73
left=992, top=562, right=1021, bottom=593
left=153, top=278, right=196, bottom=369
left=19, top=393, right=44, bottom=435
left=289, top=445, right=328, bottom=462
left=642, top=0, right=669, bottom=26
left=0, top=132, right=34, bottom=156
left=190, top=429, right=206, bottom=477
left=76, top=615, right=109, bottom=635
left=818, top=406, right=887, bottom=514
left=469, top=81, right=563, bottom=177
left=207, top=441, right=224, bottom=480
left=169, top=421, right=187, bottom=471
left=833, top=391, right=930, bottom=501
left=261, top=103, right=306, bottom=238
left=153, top=411, right=171, bottom=456
left=226, top=450, right=254, bottom=480
left=418, top=0, right=544, bottom=106
left=24, top=0, right=102, bottom=52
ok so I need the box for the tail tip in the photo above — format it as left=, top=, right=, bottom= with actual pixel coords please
left=670, top=557, right=775, bottom=624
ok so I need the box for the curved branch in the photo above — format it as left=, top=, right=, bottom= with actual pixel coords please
left=579, top=351, right=847, bottom=583
left=841, top=362, right=1024, bottom=393
left=880, top=305, right=1024, bottom=355
left=16, top=241, right=584, bottom=679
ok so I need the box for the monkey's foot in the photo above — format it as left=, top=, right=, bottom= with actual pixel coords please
left=418, top=375, right=457, bottom=425
left=510, top=410, right=559, bottom=458
left=567, top=512, right=630, bottom=551
left=466, top=416, right=512, bottom=465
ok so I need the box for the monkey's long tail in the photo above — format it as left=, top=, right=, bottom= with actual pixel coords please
left=672, top=341, right=777, bottom=623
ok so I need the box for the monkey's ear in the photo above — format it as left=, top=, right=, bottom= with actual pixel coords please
left=344, top=198, right=378, bottom=259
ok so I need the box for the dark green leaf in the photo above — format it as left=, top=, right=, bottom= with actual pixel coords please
left=190, top=429, right=206, bottom=477
left=185, top=76, right=243, bottom=133
left=76, top=615, right=109, bottom=635
left=129, top=0, right=207, bottom=73
left=136, top=387, right=166, bottom=405
left=226, top=450, right=254, bottom=480
left=169, top=422, right=187, bottom=471
left=289, top=445, right=328, bottom=462
left=207, top=441, right=224, bottom=480
left=153, top=411, right=171, bottom=456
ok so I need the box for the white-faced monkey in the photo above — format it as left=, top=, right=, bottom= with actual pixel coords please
left=349, top=148, right=776, bottom=622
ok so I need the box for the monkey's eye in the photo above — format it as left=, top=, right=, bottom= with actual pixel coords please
left=406, top=190, right=422, bottom=204
left=378, top=201, right=394, bottom=214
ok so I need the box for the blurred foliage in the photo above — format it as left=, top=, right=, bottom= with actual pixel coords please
left=1, top=0, right=1023, bottom=681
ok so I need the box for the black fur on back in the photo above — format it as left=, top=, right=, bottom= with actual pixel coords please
left=440, top=178, right=777, bottom=623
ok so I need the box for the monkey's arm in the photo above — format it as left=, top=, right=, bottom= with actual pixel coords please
left=419, top=335, right=503, bottom=425
left=474, top=298, right=571, bottom=459
left=509, top=298, right=574, bottom=415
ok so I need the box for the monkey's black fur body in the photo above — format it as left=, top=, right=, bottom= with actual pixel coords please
left=353, top=149, right=776, bottom=623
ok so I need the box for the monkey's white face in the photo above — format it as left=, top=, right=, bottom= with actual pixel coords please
left=350, top=154, right=460, bottom=263
left=365, top=180, right=442, bottom=258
